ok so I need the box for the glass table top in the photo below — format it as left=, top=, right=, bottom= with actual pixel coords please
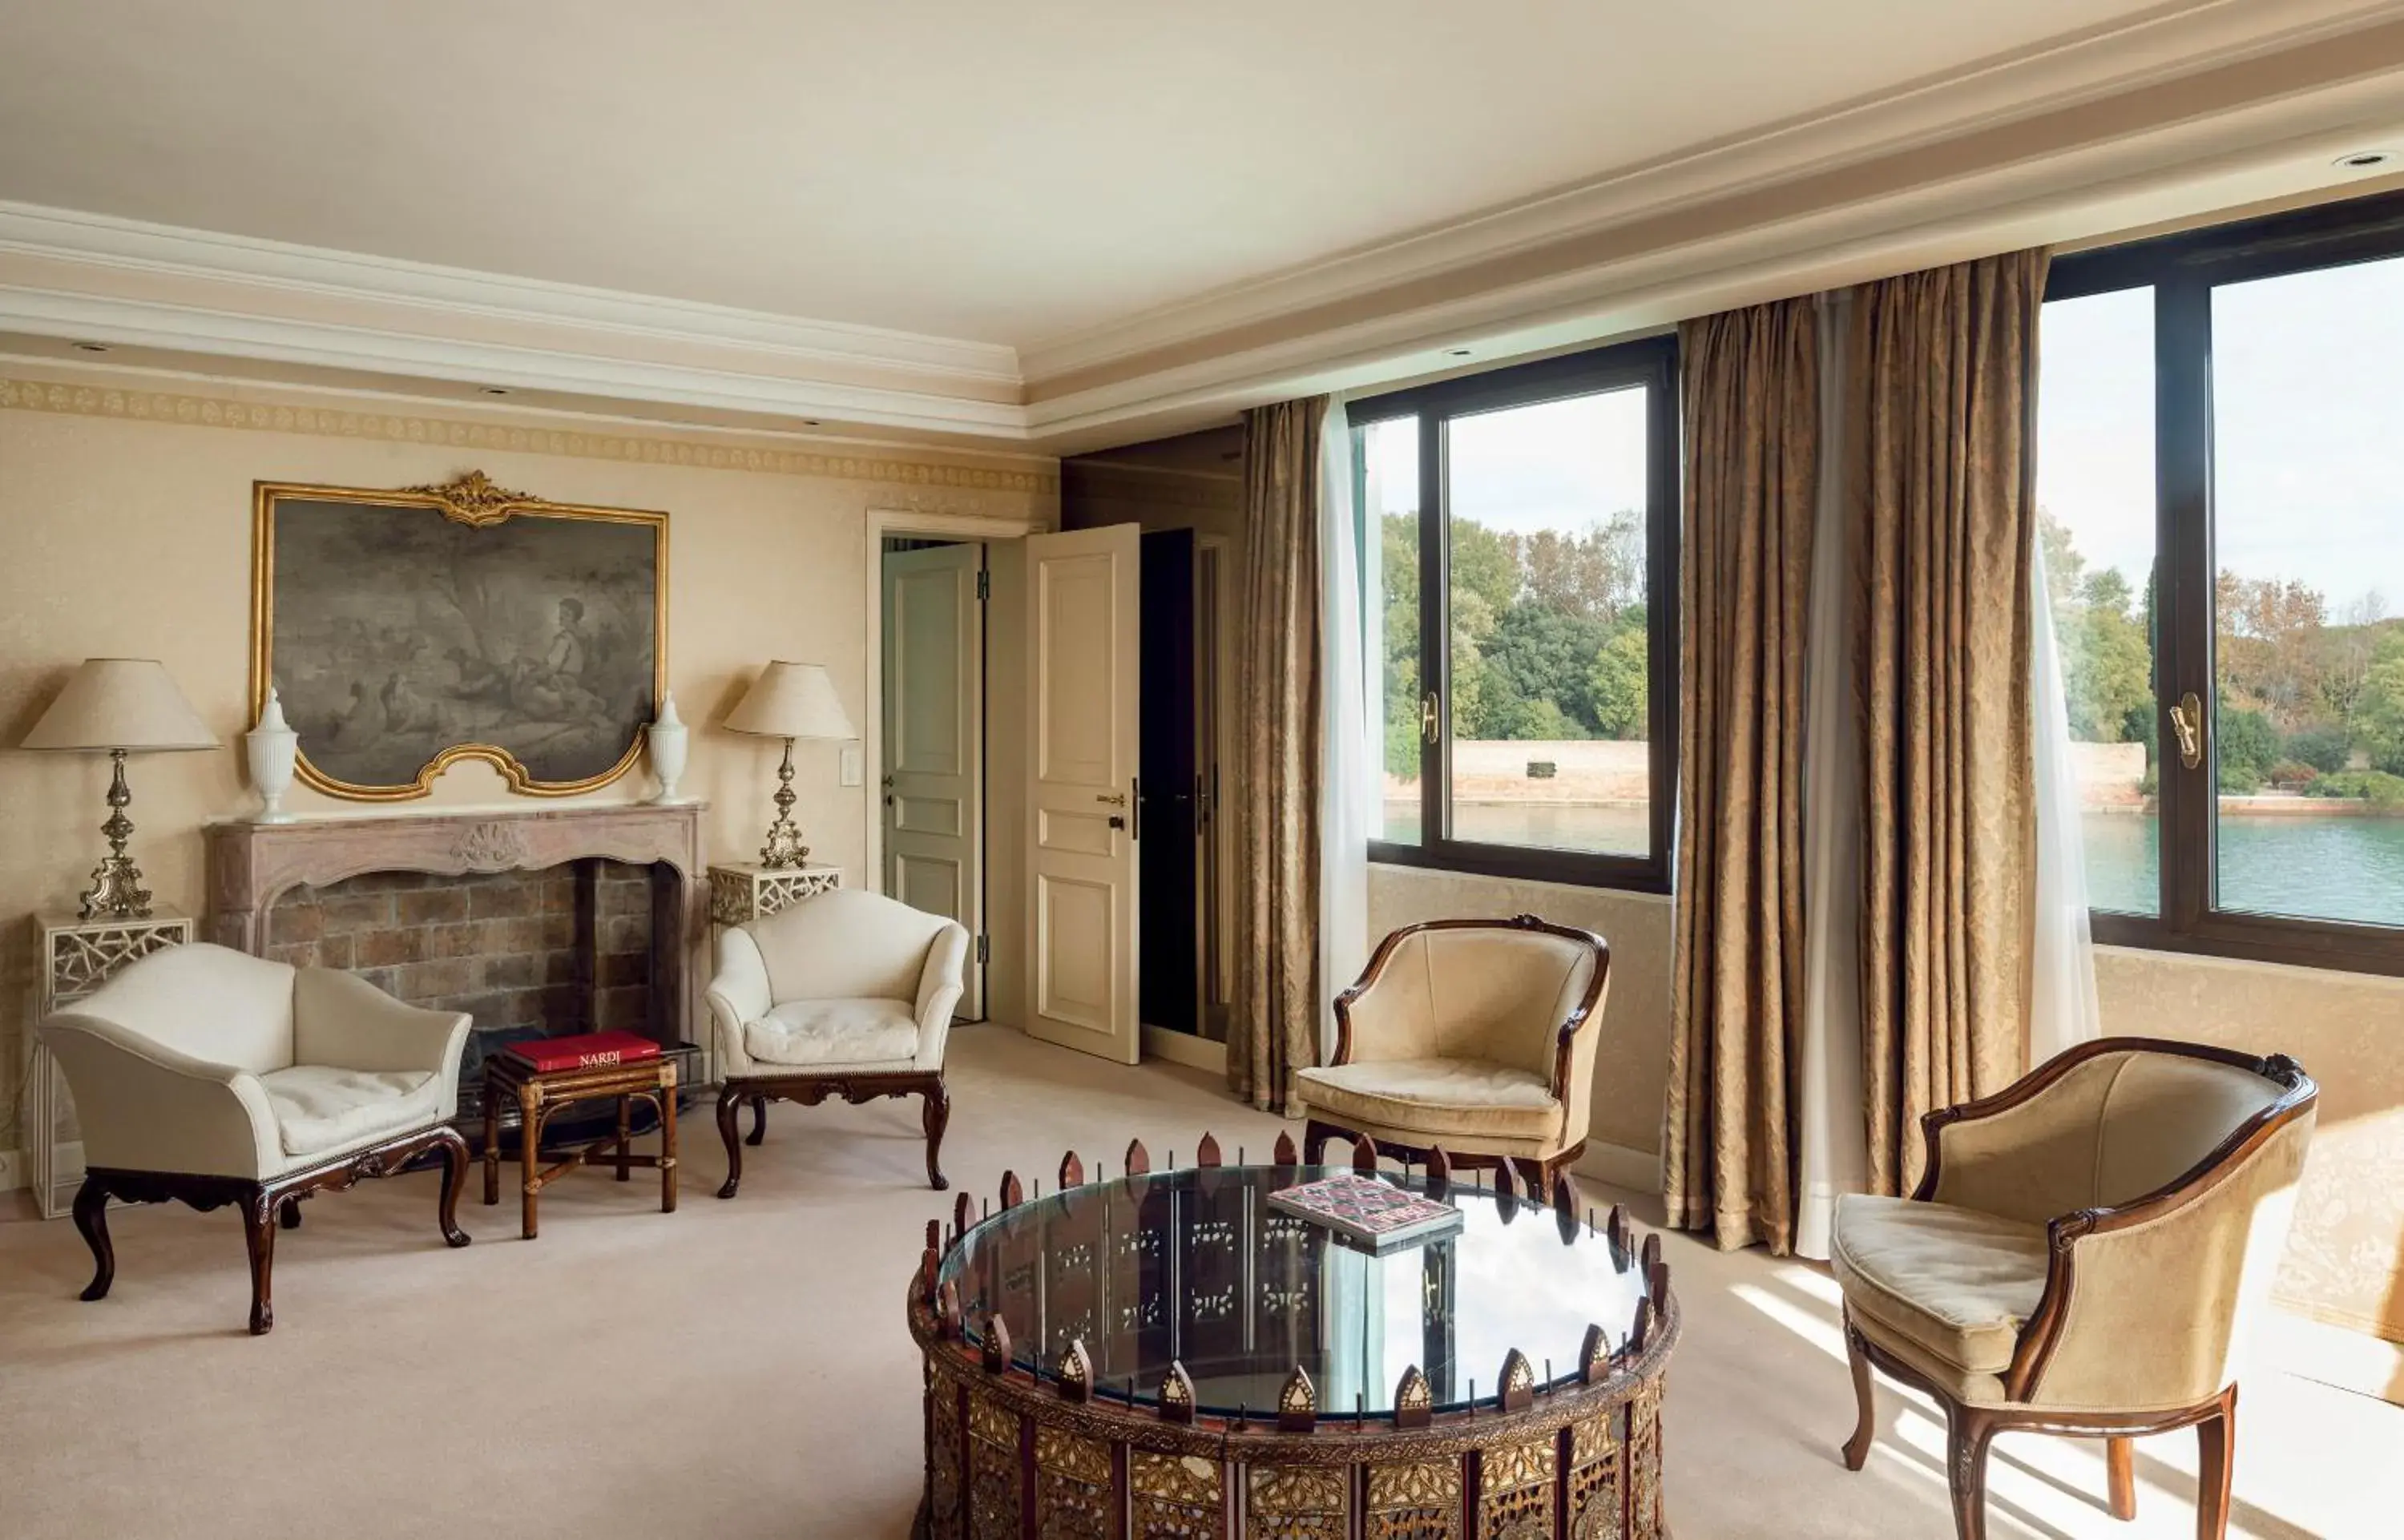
left=941, top=1165, right=1650, bottom=1419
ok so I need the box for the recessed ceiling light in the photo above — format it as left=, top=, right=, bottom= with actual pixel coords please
left=72, top=341, right=110, bottom=353
left=2335, top=151, right=2394, bottom=170
left=1445, top=347, right=1474, bottom=357
left=480, top=386, right=509, bottom=395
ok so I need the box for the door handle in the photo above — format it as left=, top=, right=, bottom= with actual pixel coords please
left=1096, top=792, right=1127, bottom=806
left=2169, top=692, right=2205, bottom=770
left=1420, top=690, right=1441, bottom=745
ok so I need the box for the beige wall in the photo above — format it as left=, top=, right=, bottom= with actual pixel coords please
left=1369, top=863, right=2404, bottom=1342
left=0, top=372, right=1054, bottom=1155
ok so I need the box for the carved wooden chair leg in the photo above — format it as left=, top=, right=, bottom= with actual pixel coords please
left=714, top=1083, right=745, bottom=1199
left=745, top=1094, right=769, bottom=1147
left=922, top=1081, right=951, bottom=1191
left=2196, top=1389, right=2237, bottom=1540
left=1945, top=1406, right=1997, bottom=1540
left=1302, top=1120, right=1336, bottom=1167
left=1840, top=1315, right=1877, bottom=1472
left=432, top=1126, right=472, bottom=1248
left=72, top=1177, right=115, bottom=1303
left=2106, top=1436, right=2137, bottom=1521
left=243, top=1192, right=278, bottom=1336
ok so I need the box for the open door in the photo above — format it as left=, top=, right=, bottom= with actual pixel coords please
left=1025, top=523, right=1141, bottom=1064
left=882, top=542, right=986, bottom=1018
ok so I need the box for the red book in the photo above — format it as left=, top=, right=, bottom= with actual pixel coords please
left=502, top=1031, right=662, bottom=1074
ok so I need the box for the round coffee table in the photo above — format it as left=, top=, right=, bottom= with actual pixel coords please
left=906, top=1147, right=1679, bottom=1538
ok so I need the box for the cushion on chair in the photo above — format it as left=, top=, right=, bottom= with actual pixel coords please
left=258, top=1065, right=440, bottom=1158
left=743, top=998, right=921, bottom=1066
left=1829, top=1195, right=2049, bottom=1375
left=1297, top=1058, right=1563, bottom=1143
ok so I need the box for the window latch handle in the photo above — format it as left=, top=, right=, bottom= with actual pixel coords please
left=1420, top=691, right=1441, bottom=745
left=2169, top=692, right=2205, bottom=770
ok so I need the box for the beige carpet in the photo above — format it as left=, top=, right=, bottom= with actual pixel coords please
left=3, top=1026, right=2395, bottom=1539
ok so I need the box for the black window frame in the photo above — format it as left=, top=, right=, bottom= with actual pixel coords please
left=2049, top=189, right=2404, bottom=977
left=1353, top=335, right=1681, bottom=893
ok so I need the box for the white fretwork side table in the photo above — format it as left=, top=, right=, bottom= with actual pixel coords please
left=706, top=863, right=842, bottom=927
left=22, top=909, right=193, bottom=1218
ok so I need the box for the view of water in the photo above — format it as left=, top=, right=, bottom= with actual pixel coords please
left=2080, top=810, right=2404, bottom=928
left=1383, top=799, right=2404, bottom=931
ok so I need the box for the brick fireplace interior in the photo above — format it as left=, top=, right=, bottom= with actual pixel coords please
left=263, top=859, right=665, bottom=1115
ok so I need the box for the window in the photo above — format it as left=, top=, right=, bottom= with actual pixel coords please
left=2045, top=191, right=2404, bottom=974
left=1355, top=338, right=1679, bottom=889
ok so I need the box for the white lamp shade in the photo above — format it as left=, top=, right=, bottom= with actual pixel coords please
left=21, top=659, right=218, bottom=752
left=724, top=661, right=856, bottom=741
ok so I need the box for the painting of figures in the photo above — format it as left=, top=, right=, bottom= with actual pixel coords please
left=253, top=474, right=666, bottom=798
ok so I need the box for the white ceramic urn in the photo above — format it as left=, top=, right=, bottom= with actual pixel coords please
left=647, top=692, right=690, bottom=804
left=246, top=686, right=299, bottom=823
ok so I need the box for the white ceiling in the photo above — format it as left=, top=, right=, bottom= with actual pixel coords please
left=0, top=0, right=2188, bottom=349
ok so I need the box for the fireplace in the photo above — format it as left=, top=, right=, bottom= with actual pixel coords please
left=205, top=804, right=705, bottom=1121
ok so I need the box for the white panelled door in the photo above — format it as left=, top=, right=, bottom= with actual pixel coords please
left=1025, top=524, right=1141, bottom=1064
left=882, top=542, right=986, bottom=1019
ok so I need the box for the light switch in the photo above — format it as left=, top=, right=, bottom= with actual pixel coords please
left=840, top=746, right=863, bottom=787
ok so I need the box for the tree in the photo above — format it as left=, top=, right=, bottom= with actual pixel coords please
left=1587, top=622, right=1649, bottom=740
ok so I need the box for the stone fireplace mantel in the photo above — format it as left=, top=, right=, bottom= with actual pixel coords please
left=204, top=801, right=708, bottom=1048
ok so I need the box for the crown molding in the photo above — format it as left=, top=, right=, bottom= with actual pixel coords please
left=1019, top=0, right=2404, bottom=387
left=0, top=202, right=1020, bottom=383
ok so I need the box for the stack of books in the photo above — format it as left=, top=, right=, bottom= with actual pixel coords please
left=1265, top=1171, right=1463, bottom=1253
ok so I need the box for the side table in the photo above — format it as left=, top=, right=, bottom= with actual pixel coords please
left=706, top=861, right=842, bottom=926
left=22, top=909, right=193, bottom=1218
left=482, top=1052, right=680, bottom=1240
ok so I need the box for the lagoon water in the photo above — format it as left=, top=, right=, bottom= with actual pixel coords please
left=1383, top=800, right=2404, bottom=931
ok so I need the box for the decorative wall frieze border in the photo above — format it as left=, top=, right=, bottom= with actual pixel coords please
left=0, top=376, right=1058, bottom=496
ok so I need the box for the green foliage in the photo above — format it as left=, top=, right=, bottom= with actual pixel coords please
left=2266, top=760, right=2319, bottom=790
left=2216, top=702, right=2279, bottom=792
left=2283, top=724, right=2353, bottom=774
left=2043, top=514, right=2152, bottom=744
left=2356, top=654, right=2404, bottom=776
left=1587, top=623, right=1651, bottom=739
left=2302, top=769, right=2404, bottom=807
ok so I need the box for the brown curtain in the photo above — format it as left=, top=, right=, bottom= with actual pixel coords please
left=1664, top=299, right=1821, bottom=1253
left=1232, top=397, right=1327, bottom=1111
left=1849, top=249, right=2047, bottom=1197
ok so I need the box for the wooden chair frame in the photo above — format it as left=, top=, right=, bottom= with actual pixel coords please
left=1837, top=1037, right=2316, bottom=1540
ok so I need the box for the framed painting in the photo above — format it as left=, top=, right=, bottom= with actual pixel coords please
left=250, top=471, right=668, bottom=800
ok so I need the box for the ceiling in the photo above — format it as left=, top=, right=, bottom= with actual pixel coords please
left=5, top=1, right=2404, bottom=450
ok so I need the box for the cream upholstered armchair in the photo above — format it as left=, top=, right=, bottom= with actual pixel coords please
left=40, top=943, right=474, bottom=1336
left=705, top=888, right=967, bottom=1196
left=1832, top=1038, right=2316, bottom=1540
left=1297, top=915, right=1609, bottom=1193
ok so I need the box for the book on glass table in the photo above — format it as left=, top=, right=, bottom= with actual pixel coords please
left=502, top=1031, right=662, bottom=1074
left=1265, top=1171, right=1464, bottom=1254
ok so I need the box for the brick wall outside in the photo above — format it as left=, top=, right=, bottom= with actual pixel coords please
left=264, top=861, right=656, bottom=1085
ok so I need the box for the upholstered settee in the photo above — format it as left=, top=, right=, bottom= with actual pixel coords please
left=40, top=942, right=474, bottom=1334
left=704, top=888, right=968, bottom=1195
left=1297, top=914, right=1609, bottom=1193
left=1831, top=1037, right=2316, bottom=1540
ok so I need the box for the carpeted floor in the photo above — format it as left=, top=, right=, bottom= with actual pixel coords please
left=2, top=1025, right=2396, bottom=1538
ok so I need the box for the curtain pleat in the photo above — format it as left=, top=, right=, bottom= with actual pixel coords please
left=1849, top=250, right=2047, bottom=1197
left=1664, top=299, right=1821, bottom=1253
left=1232, top=397, right=1328, bottom=1111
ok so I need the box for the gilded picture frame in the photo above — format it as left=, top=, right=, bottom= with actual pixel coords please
left=249, top=472, right=669, bottom=801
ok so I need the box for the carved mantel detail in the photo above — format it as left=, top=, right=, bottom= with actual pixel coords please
left=204, top=801, right=708, bottom=1044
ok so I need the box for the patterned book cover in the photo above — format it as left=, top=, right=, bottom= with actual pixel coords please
left=1265, top=1172, right=1464, bottom=1252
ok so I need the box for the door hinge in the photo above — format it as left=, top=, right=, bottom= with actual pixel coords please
left=975, top=570, right=990, bottom=601
left=975, top=933, right=989, bottom=964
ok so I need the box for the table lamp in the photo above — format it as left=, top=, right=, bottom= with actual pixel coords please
left=724, top=661, right=856, bottom=869
left=21, top=658, right=220, bottom=918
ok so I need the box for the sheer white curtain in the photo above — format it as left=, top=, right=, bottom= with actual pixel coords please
left=1795, top=290, right=1866, bottom=1261
left=2027, top=535, right=2104, bottom=1063
left=1319, top=398, right=1372, bottom=1064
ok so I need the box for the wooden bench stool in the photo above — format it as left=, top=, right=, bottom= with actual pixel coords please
left=482, top=1048, right=678, bottom=1240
